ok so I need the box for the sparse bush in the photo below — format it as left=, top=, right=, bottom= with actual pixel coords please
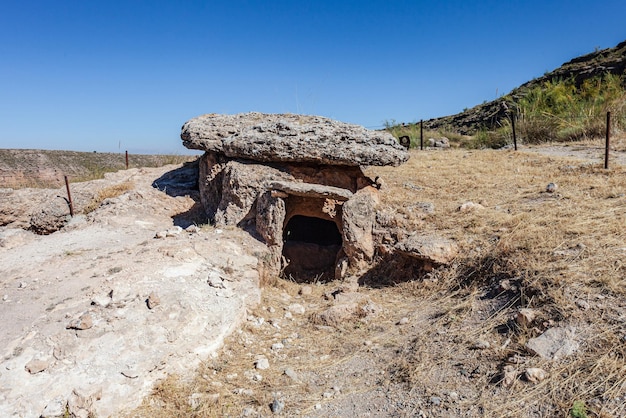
left=469, top=128, right=510, bottom=149
left=516, top=74, right=626, bottom=143
left=570, top=400, right=588, bottom=418
left=83, top=181, right=134, bottom=214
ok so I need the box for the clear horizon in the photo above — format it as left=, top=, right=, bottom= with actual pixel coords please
left=1, top=0, right=625, bottom=154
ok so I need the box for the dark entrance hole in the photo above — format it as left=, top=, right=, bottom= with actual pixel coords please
left=282, top=215, right=342, bottom=282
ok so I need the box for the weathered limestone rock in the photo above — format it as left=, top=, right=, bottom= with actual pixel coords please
left=67, top=389, right=98, bottom=418
left=182, top=113, right=409, bottom=167
left=66, top=313, right=94, bottom=330
left=256, top=192, right=286, bottom=246
left=525, top=326, right=579, bottom=360
left=525, top=367, right=548, bottom=383
left=147, top=291, right=161, bottom=309
left=30, top=196, right=72, bottom=235
left=428, top=137, right=451, bottom=148
left=342, top=187, right=379, bottom=266
left=395, top=234, right=458, bottom=265
left=25, top=358, right=49, bottom=374
left=182, top=112, right=411, bottom=280
left=268, top=181, right=353, bottom=201
left=214, top=160, right=292, bottom=226
left=516, top=308, right=537, bottom=327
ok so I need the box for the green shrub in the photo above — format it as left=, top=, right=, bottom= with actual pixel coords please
left=469, top=129, right=509, bottom=149
left=516, top=74, right=626, bottom=143
left=570, top=400, right=587, bottom=418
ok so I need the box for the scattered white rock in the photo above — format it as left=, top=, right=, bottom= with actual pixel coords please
left=247, top=316, right=265, bottom=326
left=271, top=342, right=284, bottom=351
left=207, top=272, right=226, bottom=289
left=25, top=359, right=49, bottom=374
left=166, top=226, right=183, bottom=237
left=233, top=388, right=254, bottom=396
left=397, top=317, right=409, bottom=325
left=429, top=396, right=442, bottom=406
left=255, top=357, right=270, bottom=370
left=188, top=393, right=203, bottom=409
left=146, top=291, right=160, bottom=309
left=284, top=368, right=298, bottom=381
left=269, top=318, right=281, bottom=329
left=458, top=201, right=485, bottom=212
left=270, top=399, right=285, bottom=414
left=41, top=397, right=66, bottom=418
left=185, top=225, right=200, bottom=234
left=66, top=313, right=94, bottom=330
left=499, top=279, right=517, bottom=292
left=428, top=137, right=450, bottom=148
left=525, top=367, right=548, bottom=383
left=502, top=365, right=518, bottom=387
left=525, top=326, right=579, bottom=360
left=287, top=303, right=306, bottom=315
left=68, top=389, right=98, bottom=418
left=473, top=340, right=490, bottom=350
left=91, top=294, right=111, bottom=308
left=546, top=183, right=558, bottom=193
left=516, top=308, right=537, bottom=327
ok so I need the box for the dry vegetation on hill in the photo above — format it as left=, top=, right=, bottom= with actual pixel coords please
left=0, top=149, right=195, bottom=189
left=132, top=147, right=625, bottom=417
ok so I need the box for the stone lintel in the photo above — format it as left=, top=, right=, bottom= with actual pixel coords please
left=267, top=181, right=353, bottom=201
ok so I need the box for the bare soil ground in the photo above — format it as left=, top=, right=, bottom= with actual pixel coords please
left=133, top=145, right=625, bottom=418
left=1, top=144, right=624, bottom=417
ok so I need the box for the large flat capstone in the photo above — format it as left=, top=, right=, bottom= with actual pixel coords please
left=181, top=112, right=409, bottom=167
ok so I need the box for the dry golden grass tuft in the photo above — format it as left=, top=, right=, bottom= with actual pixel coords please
left=131, top=146, right=625, bottom=417
left=83, top=181, right=134, bottom=214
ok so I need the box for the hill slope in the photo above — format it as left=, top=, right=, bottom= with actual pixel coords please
left=422, top=40, right=626, bottom=134
left=0, top=149, right=195, bottom=189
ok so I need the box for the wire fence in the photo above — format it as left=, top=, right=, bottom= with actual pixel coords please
left=392, top=111, right=624, bottom=169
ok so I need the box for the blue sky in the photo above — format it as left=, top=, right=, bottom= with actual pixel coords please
left=1, top=1, right=625, bottom=154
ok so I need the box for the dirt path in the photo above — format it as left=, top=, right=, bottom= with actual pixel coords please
left=522, top=143, right=626, bottom=166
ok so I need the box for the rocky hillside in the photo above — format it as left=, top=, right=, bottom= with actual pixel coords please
left=422, top=40, right=626, bottom=134
left=0, top=149, right=195, bottom=189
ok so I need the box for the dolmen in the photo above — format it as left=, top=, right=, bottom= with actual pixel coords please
left=181, top=112, right=409, bottom=281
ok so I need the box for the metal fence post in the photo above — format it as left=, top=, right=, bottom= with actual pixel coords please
left=420, top=119, right=424, bottom=150
left=64, top=175, right=74, bottom=217
left=511, top=114, right=517, bottom=151
left=605, top=111, right=611, bottom=169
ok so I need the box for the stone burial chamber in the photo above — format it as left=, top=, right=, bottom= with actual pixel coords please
left=181, top=112, right=409, bottom=281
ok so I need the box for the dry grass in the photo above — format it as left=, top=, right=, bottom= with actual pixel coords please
left=83, top=181, right=134, bottom=214
left=130, top=146, right=625, bottom=417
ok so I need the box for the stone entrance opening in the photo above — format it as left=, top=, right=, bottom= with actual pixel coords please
left=282, top=215, right=342, bottom=281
